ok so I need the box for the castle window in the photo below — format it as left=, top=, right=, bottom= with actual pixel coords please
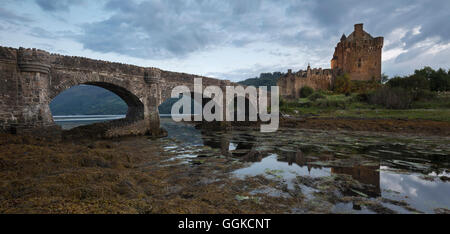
left=358, top=58, right=362, bottom=68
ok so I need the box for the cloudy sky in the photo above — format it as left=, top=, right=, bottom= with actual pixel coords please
left=1, top=0, right=449, bottom=81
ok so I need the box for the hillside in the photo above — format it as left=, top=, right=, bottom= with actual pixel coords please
left=50, top=85, right=128, bottom=115
left=50, top=85, right=191, bottom=115
left=237, top=72, right=284, bottom=87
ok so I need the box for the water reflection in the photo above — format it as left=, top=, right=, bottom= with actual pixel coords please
left=332, top=165, right=381, bottom=197
left=200, top=133, right=383, bottom=197
left=160, top=118, right=449, bottom=213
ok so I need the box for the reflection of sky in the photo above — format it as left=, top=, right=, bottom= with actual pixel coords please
left=229, top=143, right=238, bottom=151
left=381, top=169, right=450, bottom=213
left=233, top=154, right=331, bottom=189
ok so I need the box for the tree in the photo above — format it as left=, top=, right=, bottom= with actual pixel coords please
left=429, top=68, right=449, bottom=91
left=414, top=66, right=435, bottom=78
left=299, top=86, right=314, bottom=98
left=413, top=67, right=450, bottom=91
left=333, top=74, right=352, bottom=94
left=387, top=74, right=430, bottom=91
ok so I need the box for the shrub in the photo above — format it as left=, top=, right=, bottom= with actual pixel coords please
left=299, top=86, right=314, bottom=98
left=308, top=92, right=325, bottom=101
left=333, top=74, right=352, bottom=94
left=352, top=92, right=371, bottom=102
left=368, top=87, right=413, bottom=109
left=279, top=97, right=286, bottom=107
left=351, top=80, right=382, bottom=93
left=412, top=89, right=437, bottom=101
left=316, top=89, right=333, bottom=95
left=312, top=99, right=328, bottom=108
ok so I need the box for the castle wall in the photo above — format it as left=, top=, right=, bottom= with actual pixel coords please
left=278, top=68, right=334, bottom=99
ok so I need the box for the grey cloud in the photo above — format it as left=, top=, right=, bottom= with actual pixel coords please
left=395, top=46, right=429, bottom=64
left=384, top=46, right=450, bottom=76
left=20, top=0, right=450, bottom=75
left=78, top=0, right=294, bottom=59
left=289, top=0, right=450, bottom=52
left=35, top=0, right=84, bottom=12
left=0, top=7, right=32, bottom=24
left=28, top=26, right=77, bottom=39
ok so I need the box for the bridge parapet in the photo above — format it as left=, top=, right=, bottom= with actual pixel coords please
left=49, top=53, right=156, bottom=76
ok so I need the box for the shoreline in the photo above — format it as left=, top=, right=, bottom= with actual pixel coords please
left=279, top=116, right=450, bottom=136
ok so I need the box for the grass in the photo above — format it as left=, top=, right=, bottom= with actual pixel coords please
left=314, top=109, right=450, bottom=122
left=281, top=93, right=450, bottom=122
left=411, top=97, right=450, bottom=109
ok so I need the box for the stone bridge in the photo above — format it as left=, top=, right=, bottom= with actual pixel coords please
left=0, top=46, right=259, bottom=138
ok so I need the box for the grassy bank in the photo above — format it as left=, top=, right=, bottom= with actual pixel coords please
left=280, top=92, right=450, bottom=122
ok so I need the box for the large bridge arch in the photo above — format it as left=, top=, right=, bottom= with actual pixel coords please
left=48, top=70, right=147, bottom=122
left=45, top=68, right=162, bottom=138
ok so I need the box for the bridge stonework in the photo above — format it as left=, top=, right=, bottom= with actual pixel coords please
left=0, top=46, right=233, bottom=138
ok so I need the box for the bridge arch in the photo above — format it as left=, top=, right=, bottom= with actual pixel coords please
left=45, top=69, right=157, bottom=138
left=50, top=79, right=145, bottom=122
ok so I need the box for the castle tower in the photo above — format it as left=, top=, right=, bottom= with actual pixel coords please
left=331, top=23, right=384, bottom=81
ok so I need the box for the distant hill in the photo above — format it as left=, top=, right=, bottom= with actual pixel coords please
left=237, top=72, right=284, bottom=87
left=50, top=85, right=190, bottom=115
left=50, top=85, right=128, bottom=115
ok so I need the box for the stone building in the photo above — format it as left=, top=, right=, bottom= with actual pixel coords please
left=278, top=23, right=383, bottom=99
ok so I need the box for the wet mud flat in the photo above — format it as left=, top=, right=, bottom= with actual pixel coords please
left=0, top=119, right=449, bottom=214
left=0, top=133, right=305, bottom=213
left=280, top=117, right=450, bottom=136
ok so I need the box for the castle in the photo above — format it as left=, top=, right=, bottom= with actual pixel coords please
left=278, top=23, right=383, bottom=99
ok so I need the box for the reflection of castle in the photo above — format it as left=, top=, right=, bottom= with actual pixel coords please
left=201, top=131, right=268, bottom=161
left=331, top=166, right=380, bottom=197
left=279, top=150, right=334, bottom=172
left=201, top=130, right=381, bottom=197
left=278, top=23, right=384, bottom=99
left=279, top=150, right=381, bottom=197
